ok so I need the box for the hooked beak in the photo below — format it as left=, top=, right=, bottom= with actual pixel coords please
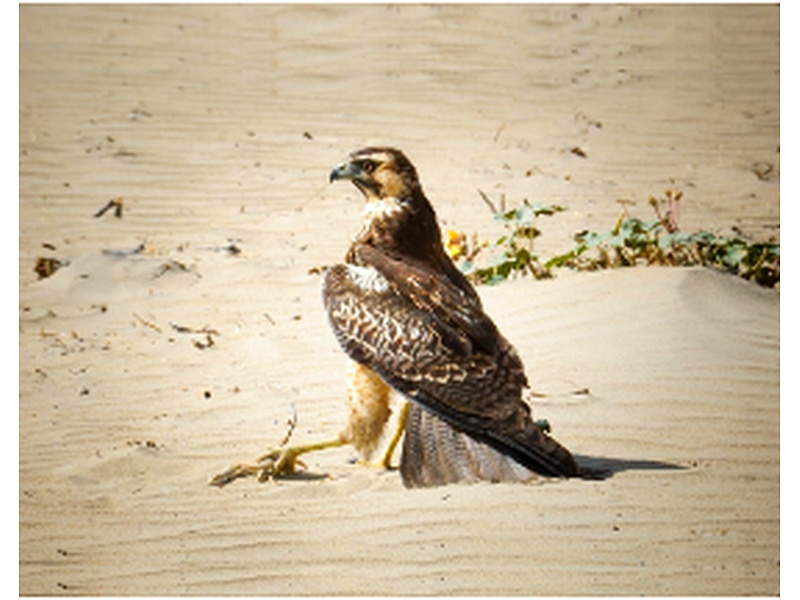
left=329, top=160, right=359, bottom=183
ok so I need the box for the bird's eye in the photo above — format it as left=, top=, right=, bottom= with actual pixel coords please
left=360, top=160, right=376, bottom=174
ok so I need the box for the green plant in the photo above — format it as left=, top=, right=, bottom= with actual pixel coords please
left=449, top=191, right=565, bottom=285
left=546, top=190, right=780, bottom=288
left=453, top=189, right=779, bottom=288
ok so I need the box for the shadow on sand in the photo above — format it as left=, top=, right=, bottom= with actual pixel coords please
left=575, top=454, right=687, bottom=479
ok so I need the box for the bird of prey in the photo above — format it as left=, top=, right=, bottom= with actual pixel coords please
left=211, top=147, right=590, bottom=488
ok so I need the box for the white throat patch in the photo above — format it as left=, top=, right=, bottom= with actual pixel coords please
left=363, top=197, right=405, bottom=220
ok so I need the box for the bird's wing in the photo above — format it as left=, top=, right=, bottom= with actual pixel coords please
left=352, top=243, right=504, bottom=358
left=323, top=246, right=578, bottom=481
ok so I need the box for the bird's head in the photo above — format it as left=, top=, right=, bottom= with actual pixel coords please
left=329, top=147, right=421, bottom=202
left=330, top=146, right=446, bottom=262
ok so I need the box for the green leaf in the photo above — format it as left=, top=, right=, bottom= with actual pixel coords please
left=458, top=260, right=475, bottom=275
left=724, top=244, right=748, bottom=267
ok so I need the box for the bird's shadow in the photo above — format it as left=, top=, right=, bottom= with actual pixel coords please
left=574, top=454, right=687, bottom=480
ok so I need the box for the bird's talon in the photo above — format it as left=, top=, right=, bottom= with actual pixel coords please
left=256, top=468, right=276, bottom=483
left=211, top=446, right=302, bottom=486
left=256, top=447, right=282, bottom=463
left=209, top=464, right=258, bottom=487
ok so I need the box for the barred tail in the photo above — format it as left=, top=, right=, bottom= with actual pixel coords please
left=400, top=404, right=556, bottom=488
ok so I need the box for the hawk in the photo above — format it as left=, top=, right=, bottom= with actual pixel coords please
left=211, top=147, right=590, bottom=488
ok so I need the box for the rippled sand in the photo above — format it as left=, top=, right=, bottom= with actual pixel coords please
left=20, top=5, right=779, bottom=595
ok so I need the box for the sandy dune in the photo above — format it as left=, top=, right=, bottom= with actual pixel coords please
left=20, top=4, right=779, bottom=596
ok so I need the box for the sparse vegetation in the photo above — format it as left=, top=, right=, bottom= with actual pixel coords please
left=449, top=189, right=779, bottom=288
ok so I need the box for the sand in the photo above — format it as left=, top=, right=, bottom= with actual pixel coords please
left=19, top=4, right=779, bottom=596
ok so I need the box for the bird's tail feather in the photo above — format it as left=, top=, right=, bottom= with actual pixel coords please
left=400, top=403, right=550, bottom=488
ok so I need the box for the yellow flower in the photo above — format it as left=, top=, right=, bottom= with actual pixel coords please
left=445, top=230, right=464, bottom=260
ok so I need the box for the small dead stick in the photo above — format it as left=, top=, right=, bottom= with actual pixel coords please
left=169, top=322, right=220, bottom=336
left=94, top=197, right=124, bottom=218
left=133, top=312, right=162, bottom=333
left=278, top=404, right=299, bottom=446
left=477, top=189, right=498, bottom=214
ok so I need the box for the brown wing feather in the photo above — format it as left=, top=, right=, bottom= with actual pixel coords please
left=322, top=247, right=579, bottom=482
left=351, top=244, right=502, bottom=357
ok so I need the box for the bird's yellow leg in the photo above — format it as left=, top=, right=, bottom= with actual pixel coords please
left=380, top=401, right=409, bottom=470
left=210, top=436, right=345, bottom=487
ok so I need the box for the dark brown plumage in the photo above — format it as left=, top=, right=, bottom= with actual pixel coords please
left=325, top=147, right=584, bottom=487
